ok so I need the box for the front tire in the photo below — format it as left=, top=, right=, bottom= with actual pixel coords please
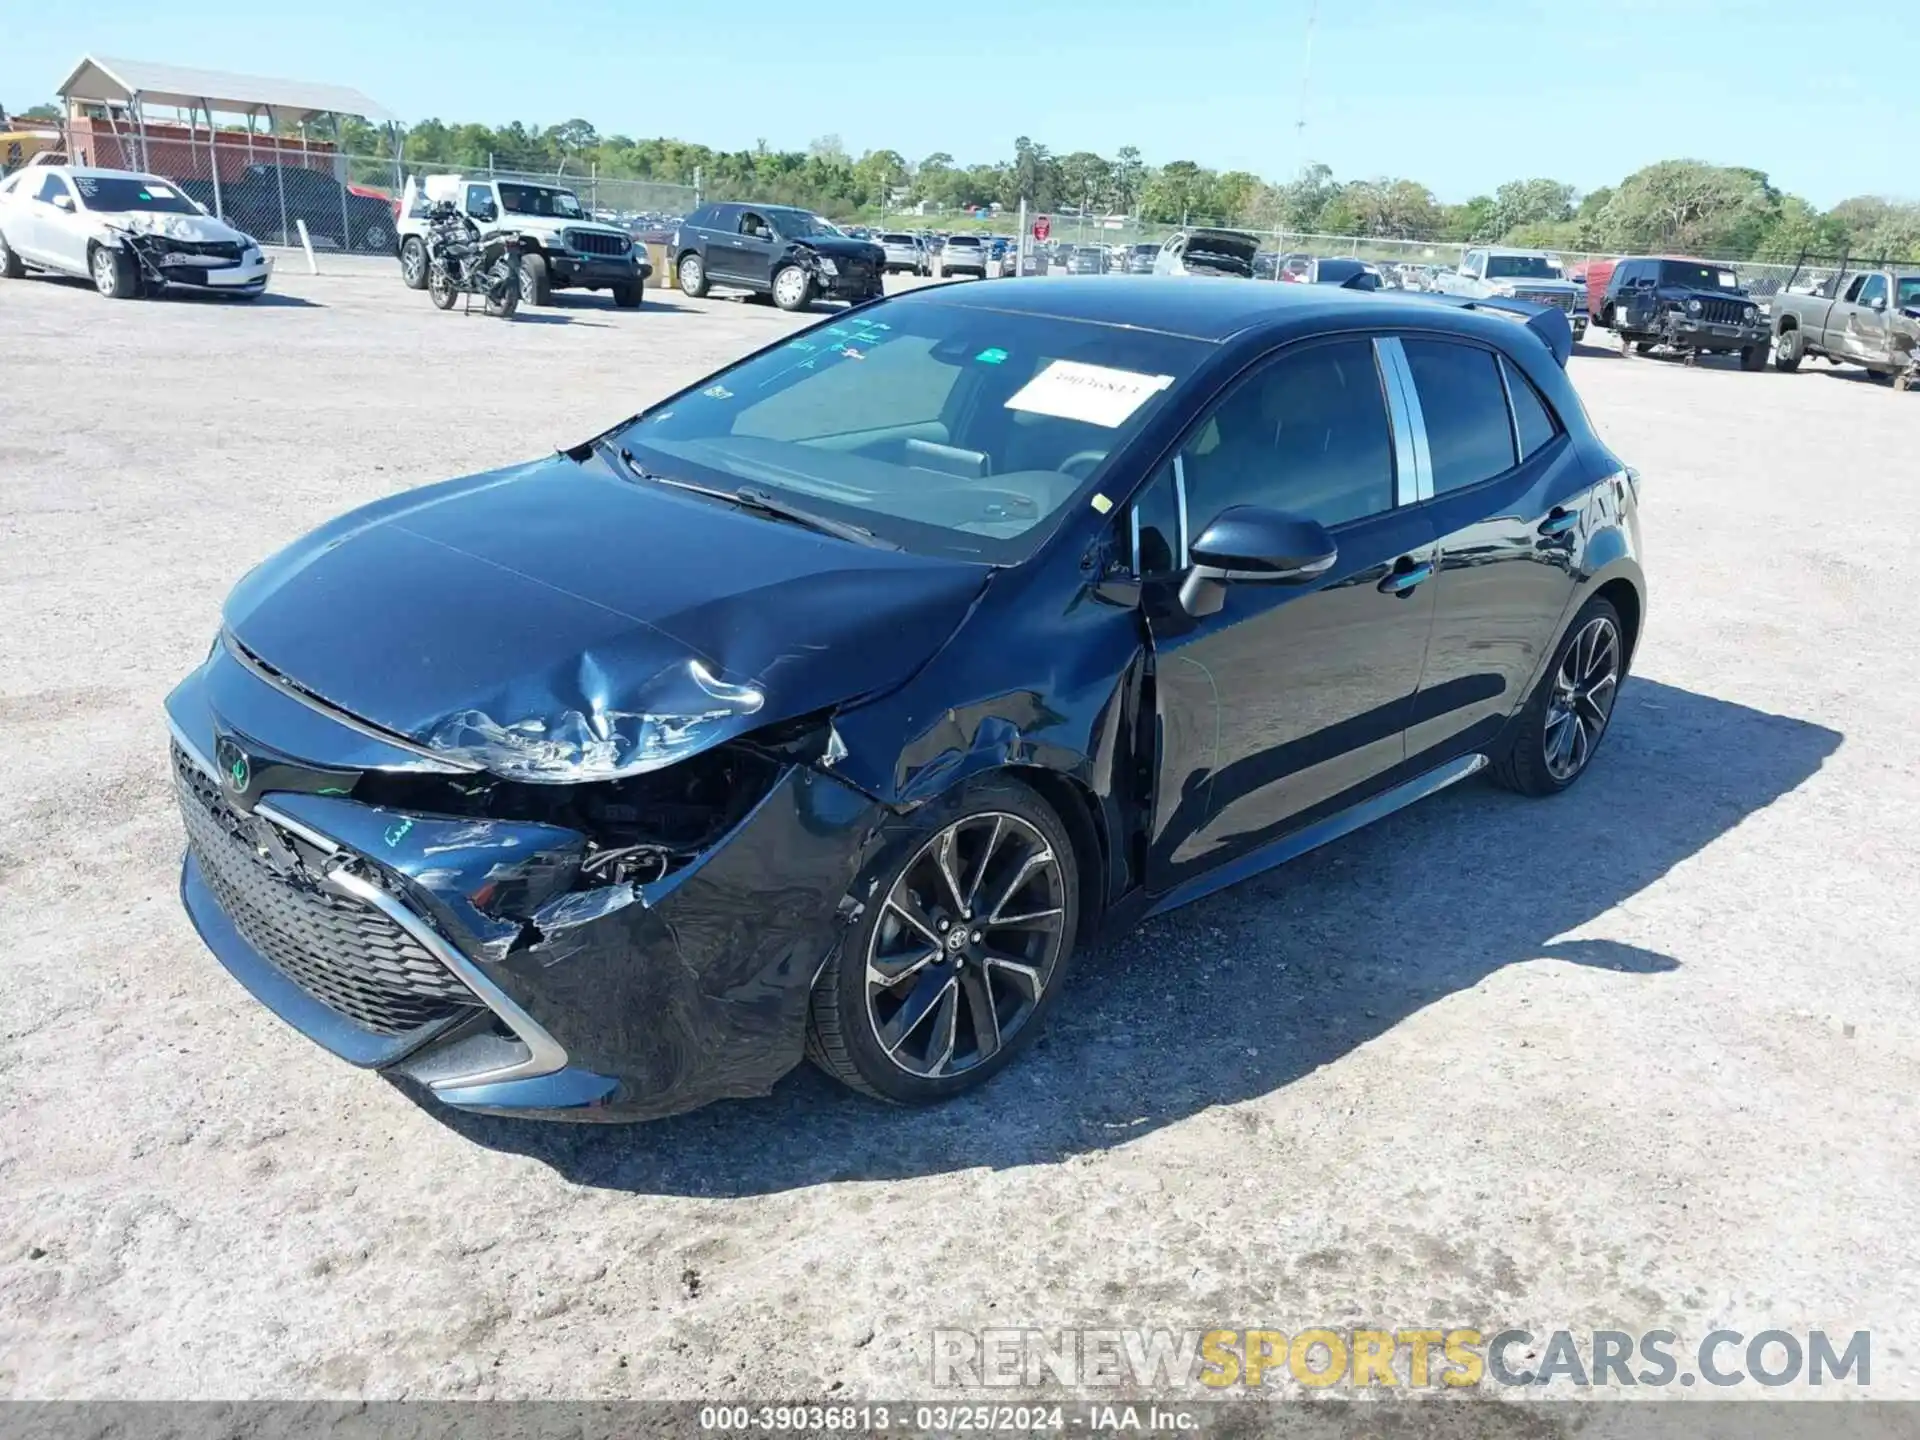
left=0, top=229, right=24, bottom=279
left=676, top=252, right=708, bottom=297
left=772, top=263, right=814, bottom=311
left=806, top=776, right=1081, bottom=1104
left=1741, top=342, right=1768, bottom=372
left=1774, top=327, right=1804, bottom=372
left=91, top=244, right=137, bottom=299
left=613, top=278, right=644, bottom=308
left=1491, top=596, right=1626, bottom=797
left=427, top=262, right=458, bottom=310
left=519, top=252, right=551, bottom=306
left=399, top=236, right=428, bottom=290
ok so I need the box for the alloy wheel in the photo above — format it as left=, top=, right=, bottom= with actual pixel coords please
left=1543, top=616, right=1621, bottom=781
left=864, top=813, right=1066, bottom=1080
left=401, top=241, right=425, bottom=286
left=679, top=255, right=702, bottom=294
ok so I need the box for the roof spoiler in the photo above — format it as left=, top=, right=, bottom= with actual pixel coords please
left=1408, top=292, right=1573, bottom=368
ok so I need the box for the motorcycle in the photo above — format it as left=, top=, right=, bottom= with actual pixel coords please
left=424, top=201, right=528, bottom=318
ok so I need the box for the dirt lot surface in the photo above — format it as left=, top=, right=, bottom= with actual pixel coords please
left=1, top=256, right=1914, bottom=1405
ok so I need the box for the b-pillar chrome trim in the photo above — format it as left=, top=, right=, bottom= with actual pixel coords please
left=1373, top=337, right=1435, bottom=504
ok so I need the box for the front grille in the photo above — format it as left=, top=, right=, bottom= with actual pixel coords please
left=1700, top=297, right=1748, bottom=325
left=565, top=229, right=628, bottom=257
left=1517, top=290, right=1576, bottom=312
left=153, top=239, right=245, bottom=263
left=172, top=743, right=480, bottom=1037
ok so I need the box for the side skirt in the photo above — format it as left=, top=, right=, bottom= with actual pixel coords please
left=1140, top=753, right=1488, bottom=922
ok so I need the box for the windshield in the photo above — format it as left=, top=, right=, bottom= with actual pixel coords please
left=1659, top=261, right=1741, bottom=291
left=771, top=210, right=841, bottom=238
left=497, top=183, right=586, bottom=219
left=615, top=299, right=1211, bottom=562
left=73, top=175, right=198, bottom=215
left=1484, top=254, right=1564, bottom=281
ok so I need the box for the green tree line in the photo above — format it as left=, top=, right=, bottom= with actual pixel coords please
left=340, top=115, right=1920, bottom=260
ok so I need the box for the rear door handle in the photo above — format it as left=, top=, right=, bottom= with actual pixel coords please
left=1539, top=508, right=1579, bottom=537
left=1378, top=556, right=1434, bottom=596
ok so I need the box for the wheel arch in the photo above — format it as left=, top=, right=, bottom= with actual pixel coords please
left=1776, top=312, right=1800, bottom=333
left=1002, top=765, right=1110, bottom=945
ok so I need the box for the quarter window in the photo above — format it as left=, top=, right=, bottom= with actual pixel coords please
left=1177, top=339, right=1397, bottom=531
left=1501, top=357, right=1560, bottom=460
left=1401, top=339, right=1517, bottom=493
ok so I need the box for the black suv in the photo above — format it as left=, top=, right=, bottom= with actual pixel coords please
left=1601, top=257, right=1769, bottom=369
left=672, top=203, right=885, bottom=310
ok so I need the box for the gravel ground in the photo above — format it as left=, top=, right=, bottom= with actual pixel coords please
left=0, top=257, right=1914, bottom=1408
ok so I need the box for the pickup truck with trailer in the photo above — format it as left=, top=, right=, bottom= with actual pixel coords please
left=1769, top=256, right=1920, bottom=389
left=1435, top=247, right=1587, bottom=339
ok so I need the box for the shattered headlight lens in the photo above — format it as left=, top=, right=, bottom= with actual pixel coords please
left=814, top=256, right=839, bottom=276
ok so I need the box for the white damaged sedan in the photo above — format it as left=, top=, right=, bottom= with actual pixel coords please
left=0, top=164, right=272, bottom=300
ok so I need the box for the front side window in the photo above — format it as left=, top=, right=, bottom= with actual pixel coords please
left=464, top=183, right=494, bottom=216
left=618, top=301, right=1211, bottom=563
left=1401, top=338, right=1517, bottom=493
left=1857, top=274, right=1888, bottom=308
left=738, top=210, right=770, bottom=238
left=36, top=173, right=71, bottom=205
left=497, top=183, right=584, bottom=218
left=1177, top=339, right=1397, bottom=532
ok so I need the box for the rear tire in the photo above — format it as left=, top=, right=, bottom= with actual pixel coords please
left=91, top=244, right=137, bottom=299
left=399, top=236, right=428, bottom=290
left=806, top=775, right=1081, bottom=1105
left=676, top=252, right=708, bottom=297
left=1491, top=595, right=1626, bottom=797
left=1774, top=327, right=1804, bottom=372
left=519, top=252, right=551, bottom=306
left=0, top=229, right=24, bottom=279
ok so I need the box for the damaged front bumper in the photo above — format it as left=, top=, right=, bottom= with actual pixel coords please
left=165, top=644, right=885, bottom=1121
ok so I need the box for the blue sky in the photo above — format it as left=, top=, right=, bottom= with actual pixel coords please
left=2, top=0, right=1912, bottom=206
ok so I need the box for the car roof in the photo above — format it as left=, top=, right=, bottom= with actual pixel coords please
left=892, top=274, right=1537, bottom=344
left=40, top=164, right=165, bottom=182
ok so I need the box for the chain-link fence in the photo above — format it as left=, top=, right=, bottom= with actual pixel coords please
left=53, top=121, right=699, bottom=259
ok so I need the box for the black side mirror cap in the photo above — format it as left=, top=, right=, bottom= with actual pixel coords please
left=1179, top=505, right=1338, bottom=617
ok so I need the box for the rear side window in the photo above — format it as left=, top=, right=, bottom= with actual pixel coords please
left=1502, top=357, right=1560, bottom=460
left=687, top=204, right=721, bottom=228
left=1402, top=339, right=1517, bottom=493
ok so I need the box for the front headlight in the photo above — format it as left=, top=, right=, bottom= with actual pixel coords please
left=1489, top=283, right=1518, bottom=297
left=1687, top=298, right=1703, bottom=315
left=814, top=256, right=839, bottom=276
left=1744, top=304, right=1758, bottom=322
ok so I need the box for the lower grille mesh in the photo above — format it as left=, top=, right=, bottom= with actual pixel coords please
left=173, top=744, right=479, bottom=1036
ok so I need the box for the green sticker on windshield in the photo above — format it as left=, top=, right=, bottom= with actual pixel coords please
left=976, top=347, right=1009, bottom=365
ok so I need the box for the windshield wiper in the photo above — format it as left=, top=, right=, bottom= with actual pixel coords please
left=597, top=440, right=895, bottom=549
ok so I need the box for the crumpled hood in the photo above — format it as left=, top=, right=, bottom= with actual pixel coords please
left=222, top=453, right=990, bottom=781
left=105, top=211, right=250, bottom=245
left=801, top=236, right=886, bottom=263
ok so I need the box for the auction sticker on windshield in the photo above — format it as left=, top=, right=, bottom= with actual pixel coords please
left=1005, top=360, right=1175, bottom=428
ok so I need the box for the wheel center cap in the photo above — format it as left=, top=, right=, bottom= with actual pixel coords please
left=944, top=928, right=969, bottom=955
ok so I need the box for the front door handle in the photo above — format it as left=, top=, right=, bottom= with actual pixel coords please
left=1539, top=508, right=1579, bottom=537
left=1378, top=556, right=1434, bottom=596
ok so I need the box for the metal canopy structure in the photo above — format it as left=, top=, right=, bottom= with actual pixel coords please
left=55, top=55, right=395, bottom=125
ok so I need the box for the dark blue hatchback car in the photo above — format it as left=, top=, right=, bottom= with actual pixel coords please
left=166, top=277, right=1644, bottom=1122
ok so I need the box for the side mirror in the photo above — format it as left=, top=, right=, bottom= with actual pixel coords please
left=1870, top=296, right=1888, bottom=313
left=53, top=194, right=76, bottom=212
left=1179, top=506, right=1338, bottom=617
